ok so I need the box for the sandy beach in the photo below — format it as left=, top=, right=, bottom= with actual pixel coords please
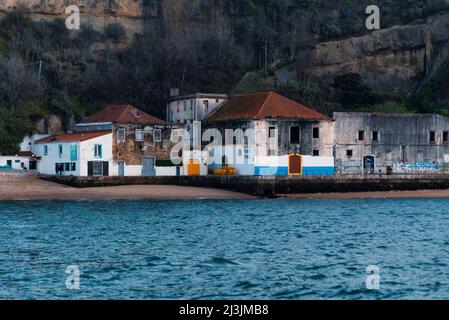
left=0, top=178, right=254, bottom=201
left=3, top=175, right=449, bottom=200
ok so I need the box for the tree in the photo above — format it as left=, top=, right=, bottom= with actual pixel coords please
left=0, top=57, right=45, bottom=112
left=104, top=23, right=127, bottom=44
left=332, top=73, right=376, bottom=109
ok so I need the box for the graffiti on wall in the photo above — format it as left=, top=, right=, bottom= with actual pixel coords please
left=393, top=162, right=449, bottom=174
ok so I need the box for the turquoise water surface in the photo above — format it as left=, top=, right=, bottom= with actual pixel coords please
left=1, top=199, right=449, bottom=299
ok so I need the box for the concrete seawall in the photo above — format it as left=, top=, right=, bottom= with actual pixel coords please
left=39, top=174, right=449, bottom=197
left=0, top=171, right=38, bottom=183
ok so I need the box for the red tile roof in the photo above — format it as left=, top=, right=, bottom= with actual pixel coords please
left=206, top=92, right=329, bottom=122
left=35, top=131, right=111, bottom=143
left=80, top=104, right=167, bottom=125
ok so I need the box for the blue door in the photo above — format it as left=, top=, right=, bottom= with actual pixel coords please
left=118, top=161, right=125, bottom=176
left=142, top=157, right=155, bottom=176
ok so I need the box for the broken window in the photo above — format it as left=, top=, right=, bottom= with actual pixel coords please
left=372, top=131, right=379, bottom=142
left=443, top=131, right=448, bottom=143
left=118, top=128, right=126, bottom=142
left=358, top=130, right=365, bottom=141
left=347, top=150, right=353, bottom=157
left=313, top=150, right=320, bottom=156
left=430, top=131, right=436, bottom=143
left=313, top=127, right=320, bottom=139
left=153, top=129, right=162, bottom=142
left=290, top=126, right=300, bottom=144
left=135, top=129, right=144, bottom=142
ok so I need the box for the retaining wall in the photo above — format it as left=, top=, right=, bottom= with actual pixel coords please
left=39, top=174, right=449, bottom=197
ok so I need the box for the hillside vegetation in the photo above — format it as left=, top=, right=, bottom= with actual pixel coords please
left=0, top=1, right=449, bottom=154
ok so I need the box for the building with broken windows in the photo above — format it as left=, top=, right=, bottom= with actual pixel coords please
left=201, top=92, right=336, bottom=176
left=333, top=112, right=449, bottom=174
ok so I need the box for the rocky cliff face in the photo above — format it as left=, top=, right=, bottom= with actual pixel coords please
left=283, top=12, right=449, bottom=97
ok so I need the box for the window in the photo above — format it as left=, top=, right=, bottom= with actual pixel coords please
left=290, top=126, right=300, bottom=144
left=94, top=144, right=102, bottom=158
left=43, top=145, right=48, bottom=156
left=71, top=163, right=76, bottom=171
left=358, top=130, right=365, bottom=141
left=313, top=150, right=320, bottom=156
left=177, top=102, right=180, bottom=112
left=58, top=144, right=63, bottom=156
left=118, top=128, right=125, bottom=142
left=430, top=131, right=436, bottom=143
left=268, top=149, right=276, bottom=156
left=269, top=126, right=276, bottom=138
left=203, top=100, right=209, bottom=112
left=444, top=131, right=449, bottom=143
left=153, top=129, right=162, bottom=142
left=135, top=129, right=144, bottom=142
left=347, top=150, right=353, bottom=158
left=313, top=127, right=320, bottom=139
left=184, top=101, right=187, bottom=112
left=65, top=163, right=70, bottom=171
left=93, top=161, right=103, bottom=176
left=373, top=131, right=379, bottom=142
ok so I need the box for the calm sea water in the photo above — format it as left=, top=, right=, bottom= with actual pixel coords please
left=1, top=198, right=449, bottom=300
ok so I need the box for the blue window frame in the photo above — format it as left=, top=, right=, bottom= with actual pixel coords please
left=94, top=144, right=102, bottom=159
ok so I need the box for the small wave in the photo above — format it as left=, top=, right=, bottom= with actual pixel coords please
left=210, top=256, right=239, bottom=265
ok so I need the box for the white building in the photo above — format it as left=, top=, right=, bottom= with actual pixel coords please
left=166, top=93, right=228, bottom=143
left=0, top=134, right=49, bottom=171
left=34, top=131, right=114, bottom=176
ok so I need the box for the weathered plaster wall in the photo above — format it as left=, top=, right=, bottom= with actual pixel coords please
left=113, top=124, right=176, bottom=166
left=334, top=112, right=449, bottom=174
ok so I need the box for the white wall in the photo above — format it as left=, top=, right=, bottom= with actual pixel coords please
left=156, top=166, right=178, bottom=176
left=0, top=156, right=31, bottom=170
left=35, top=141, right=80, bottom=175
left=79, top=134, right=114, bottom=176
left=36, top=133, right=114, bottom=176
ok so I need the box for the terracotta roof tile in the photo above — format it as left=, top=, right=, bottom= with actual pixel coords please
left=35, top=131, right=111, bottom=143
left=80, top=105, right=167, bottom=125
left=206, top=92, right=329, bottom=122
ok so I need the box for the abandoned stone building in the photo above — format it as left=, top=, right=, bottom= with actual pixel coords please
left=333, top=112, right=449, bottom=174
left=200, top=92, right=335, bottom=175
left=203, top=92, right=334, bottom=157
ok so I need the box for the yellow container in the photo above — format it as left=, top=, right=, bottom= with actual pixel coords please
left=188, top=160, right=201, bottom=176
